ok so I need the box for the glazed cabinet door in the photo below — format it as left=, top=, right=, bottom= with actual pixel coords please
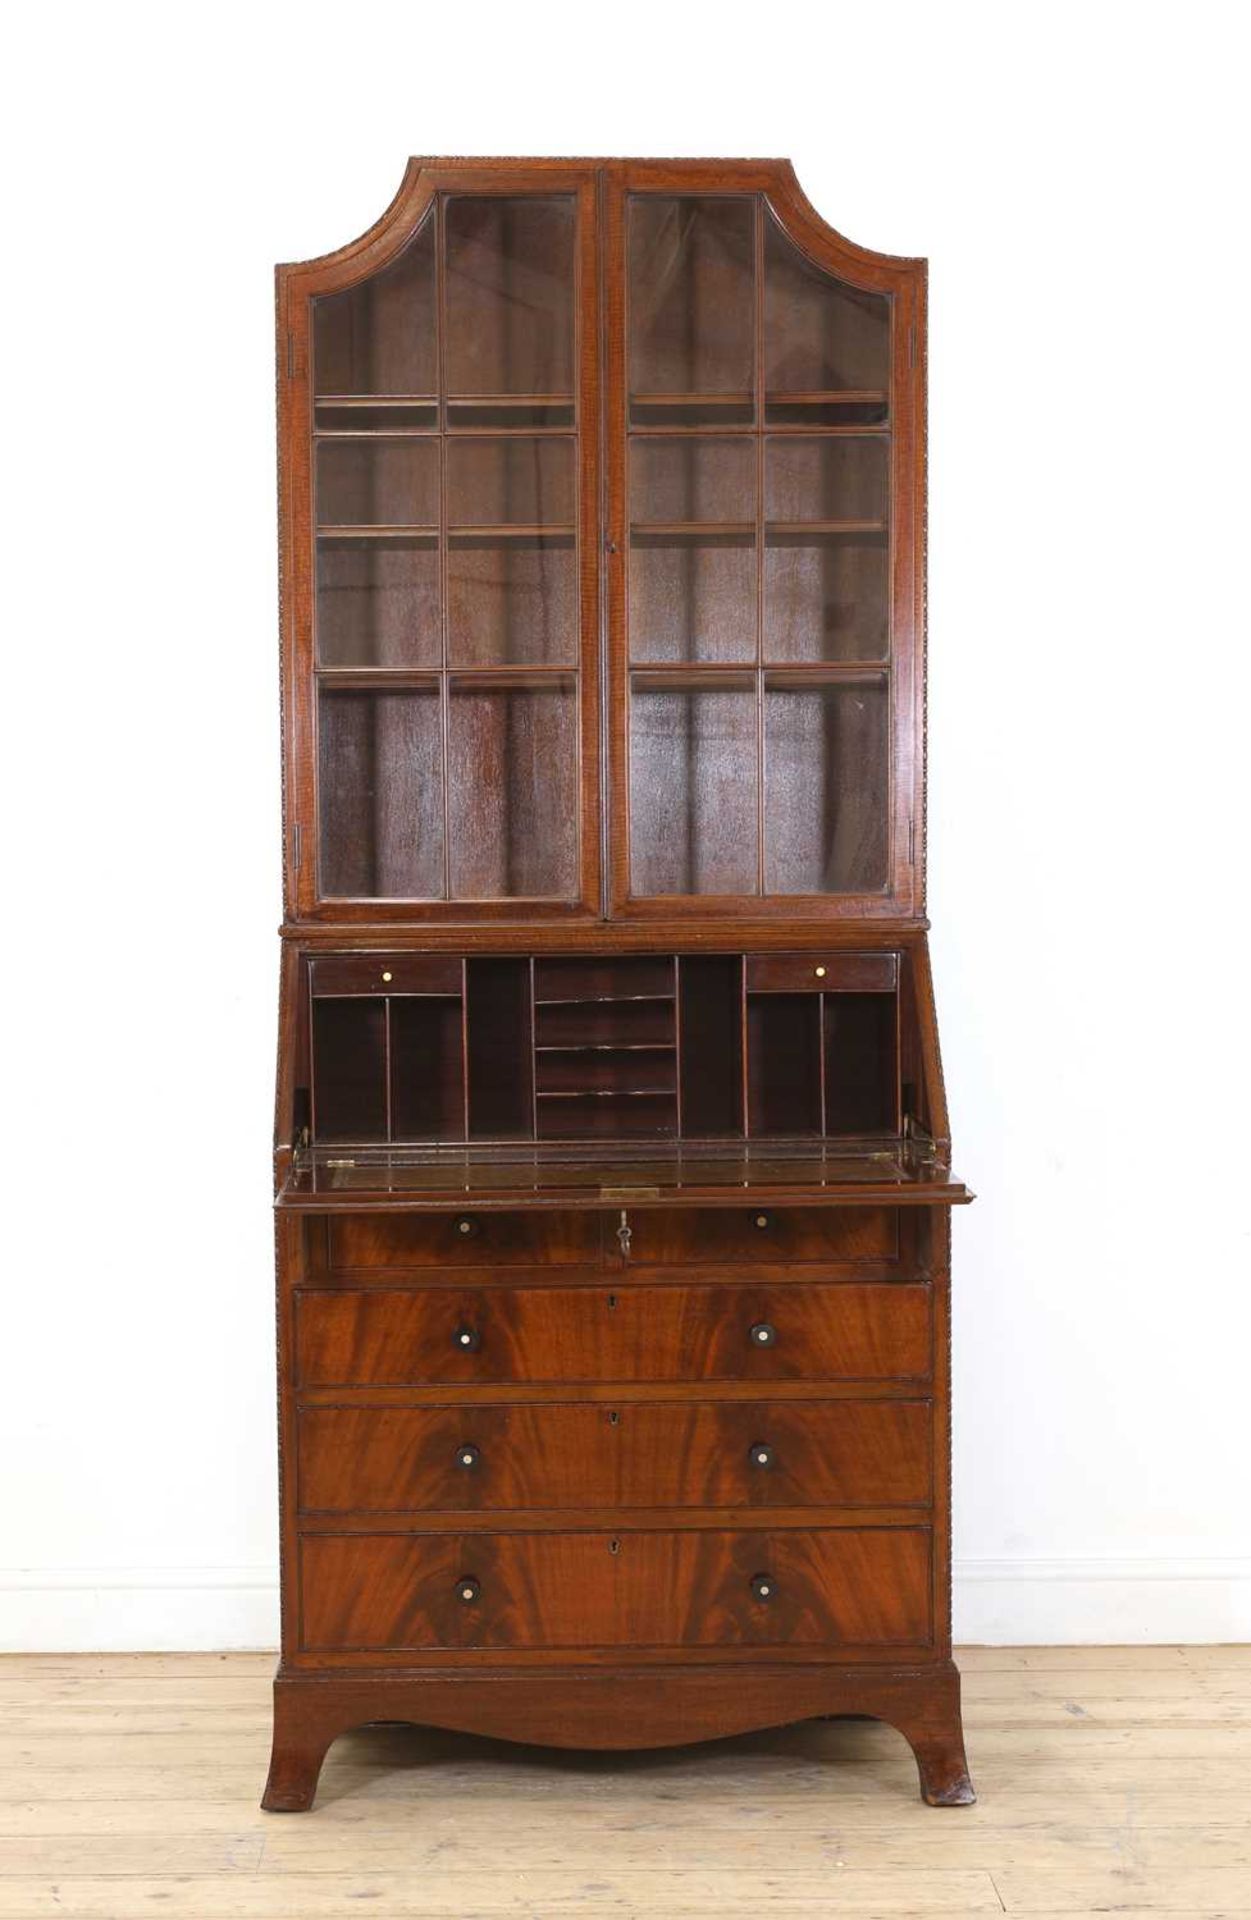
left=605, top=164, right=924, bottom=920
left=281, top=167, right=601, bottom=920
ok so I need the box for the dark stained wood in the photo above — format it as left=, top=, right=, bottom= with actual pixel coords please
left=746, top=952, right=897, bottom=993
left=297, top=1398, right=932, bottom=1513
left=269, top=159, right=970, bottom=1816
left=295, top=1282, right=932, bottom=1388
left=298, top=1526, right=932, bottom=1653
left=311, top=954, right=463, bottom=996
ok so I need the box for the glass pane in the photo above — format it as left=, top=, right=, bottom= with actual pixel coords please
left=447, top=678, right=578, bottom=897
left=763, top=675, right=889, bottom=893
left=445, top=197, right=575, bottom=398
left=316, top=438, right=438, bottom=528
left=631, top=437, right=755, bottom=525
left=628, top=197, right=755, bottom=403
left=318, top=687, right=445, bottom=897
left=630, top=533, right=756, bottom=665
left=313, top=216, right=437, bottom=397
left=764, top=532, right=889, bottom=663
left=766, top=436, right=888, bottom=525
left=316, top=536, right=440, bottom=668
left=447, top=437, right=575, bottom=529
left=630, top=437, right=756, bottom=665
left=629, top=676, right=758, bottom=894
left=764, top=211, right=890, bottom=398
left=448, top=536, right=575, bottom=667
left=763, top=436, right=888, bottom=664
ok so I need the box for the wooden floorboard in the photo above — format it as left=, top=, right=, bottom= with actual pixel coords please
left=0, top=1649, right=1247, bottom=1916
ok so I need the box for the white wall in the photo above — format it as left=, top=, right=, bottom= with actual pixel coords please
left=3, top=1, right=1248, bottom=1650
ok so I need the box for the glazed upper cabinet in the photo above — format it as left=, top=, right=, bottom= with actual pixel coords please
left=277, top=162, right=924, bottom=923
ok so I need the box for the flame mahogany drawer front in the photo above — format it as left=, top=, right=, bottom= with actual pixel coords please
left=296, top=1283, right=931, bottom=1388
left=299, top=1527, right=933, bottom=1653
left=327, top=1212, right=604, bottom=1270
left=297, top=1400, right=933, bottom=1514
left=325, top=1207, right=901, bottom=1273
left=622, top=1207, right=900, bottom=1268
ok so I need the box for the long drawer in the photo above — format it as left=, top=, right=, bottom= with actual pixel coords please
left=299, top=1526, right=932, bottom=1652
left=296, top=1283, right=931, bottom=1387
left=297, top=1399, right=932, bottom=1513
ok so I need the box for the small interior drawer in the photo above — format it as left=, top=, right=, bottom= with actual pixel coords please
left=326, top=1212, right=603, bottom=1272
left=626, top=1206, right=899, bottom=1268
left=297, top=1398, right=932, bottom=1514
left=299, top=1525, right=933, bottom=1652
left=310, top=955, right=464, bottom=997
left=746, top=953, right=898, bottom=994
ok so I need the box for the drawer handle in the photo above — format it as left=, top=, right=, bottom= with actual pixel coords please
left=454, top=1216, right=479, bottom=1239
left=750, top=1572, right=778, bottom=1603
left=749, top=1442, right=775, bottom=1471
left=455, top=1444, right=481, bottom=1471
left=455, top=1576, right=481, bottom=1605
left=452, top=1325, right=481, bottom=1353
left=754, top=1212, right=771, bottom=1230
left=749, top=1321, right=777, bottom=1348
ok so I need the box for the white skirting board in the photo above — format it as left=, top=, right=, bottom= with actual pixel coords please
left=0, top=1559, right=1248, bottom=1652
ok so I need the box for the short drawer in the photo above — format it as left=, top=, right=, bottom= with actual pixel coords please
left=295, top=1283, right=931, bottom=1387
left=297, top=1399, right=932, bottom=1514
left=326, top=1212, right=603, bottom=1271
left=310, top=955, right=463, bottom=997
left=625, top=1206, right=898, bottom=1267
left=746, top=953, right=897, bottom=993
left=300, top=1525, right=932, bottom=1652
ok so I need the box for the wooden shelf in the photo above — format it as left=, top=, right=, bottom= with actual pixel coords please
left=315, top=394, right=437, bottom=407
left=316, top=524, right=438, bottom=540
left=447, top=394, right=574, bottom=408
left=632, top=521, right=754, bottom=537
left=448, top=525, right=576, bottom=540
left=535, top=1042, right=676, bottom=1054
left=766, top=390, right=889, bottom=405
left=631, top=392, right=753, bottom=408
left=536, top=1087, right=675, bottom=1099
left=533, top=995, right=675, bottom=1008
left=767, top=520, right=887, bottom=536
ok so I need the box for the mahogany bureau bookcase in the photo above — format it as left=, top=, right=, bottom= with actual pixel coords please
left=264, top=157, right=975, bottom=1812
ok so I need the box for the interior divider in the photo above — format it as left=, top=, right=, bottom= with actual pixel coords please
left=308, top=949, right=904, bottom=1147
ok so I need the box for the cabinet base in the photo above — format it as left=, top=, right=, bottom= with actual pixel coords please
left=261, top=1659, right=974, bottom=1812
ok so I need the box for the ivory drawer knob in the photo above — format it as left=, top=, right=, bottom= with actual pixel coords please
left=456, top=1577, right=481, bottom=1605
left=749, top=1442, right=775, bottom=1471
left=452, top=1325, right=481, bottom=1353
left=456, top=1444, right=481, bottom=1471
left=750, top=1573, right=777, bottom=1603
left=814, top=965, right=826, bottom=978
left=381, top=970, right=393, bottom=982
left=749, top=1322, right=777, bottom=1348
